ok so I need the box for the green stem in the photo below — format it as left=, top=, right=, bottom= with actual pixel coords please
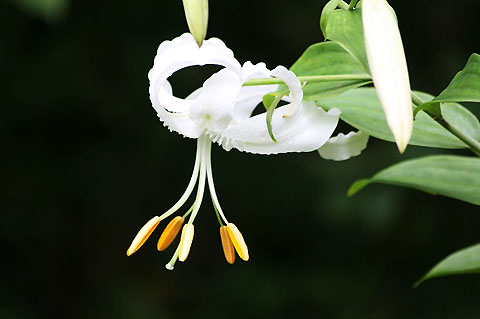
left=412, top=92, right=480, bottom=157
left=243, top=74, right=371, bottom=86
left=338, top=1, right=349, bottom=10
left=349, top=0, right=359, bottom=10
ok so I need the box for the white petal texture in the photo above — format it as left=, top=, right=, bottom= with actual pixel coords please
left=362, top=0, right=412, bottom=153
left=209, top=101, right=341, bottom=155
left=149, top=34, right=341, bottom=155
left=148, top=33, right=243, bottom=138
left=318, top=131, right=369, bottom=161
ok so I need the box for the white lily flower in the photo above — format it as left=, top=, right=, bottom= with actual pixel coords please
left=362, top=0, right=413, bottom=153
left=127, top=33, right=341, bottom=268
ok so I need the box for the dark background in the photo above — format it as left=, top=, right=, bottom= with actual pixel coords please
left=1, top=0, right=480, bottom=318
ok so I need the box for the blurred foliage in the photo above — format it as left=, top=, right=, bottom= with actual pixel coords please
left=8, top=0, right=69, bottom=21
left=1, top=0, right=480, bottom=318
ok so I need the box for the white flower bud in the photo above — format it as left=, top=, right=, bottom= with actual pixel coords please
left=362, top=0, right=413, bottom=153
left=183, top=0, right=209, bottom=46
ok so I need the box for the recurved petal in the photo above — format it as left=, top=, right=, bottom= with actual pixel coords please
left=189, top=68, right=243, bottom=133
left=126, top=216, right=161, bottom=256
left=270, top=66, right=303, bottom=117
left=226, top=223, right=249, bottom=261
left=232, top=61, right=276, bottom=121
left=157, top=216, right=185, bottom=251
left=318, top=131, right=369, bottom=161
left=208, top=102, right=341, bottom=155
left=148, top=33, right=243, bottom=138
left=362, top=0, right=412, bottom=152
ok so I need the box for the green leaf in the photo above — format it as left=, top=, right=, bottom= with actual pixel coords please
left=320, top=0, right=344, bottom=38
left=441, top=102, right=480, bottom=142
left=317, top=88, right=468, bottom=149
left=415, top=243, right=480, bottom=287
left=432, top=54, right=480, bottom=104
left=283, top=42, right=371, bottom=100
left=323, top=8, right=369, bottom=72
left=9, top=0, right=68, bottom=21
left=347, top=155, right=480, bottom=205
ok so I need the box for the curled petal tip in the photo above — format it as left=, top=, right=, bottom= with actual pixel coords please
left=126, top=216, right=161, bottom=256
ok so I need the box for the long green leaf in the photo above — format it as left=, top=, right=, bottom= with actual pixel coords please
left=415, top=243, right=480, bottom=287
left=348, top=155, right=480, bottom=205
left=432, top=54, right=480, bottom=104
left=285, top=42, right=370, bottom=100
left=317, top=88, right=468, bottom=149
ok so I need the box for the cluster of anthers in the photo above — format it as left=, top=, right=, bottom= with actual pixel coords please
left=126, top=135, right=248, bottom=269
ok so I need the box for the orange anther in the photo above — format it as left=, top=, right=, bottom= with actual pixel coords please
left=178, top=224, right=195, bottom=262
left=126, top=216, right=161, bottom=256
left=226, top=223, right=249, bottom=261
left=157, top=216, right=185, bottom=251
left=220, top=226, right=235, bottom=264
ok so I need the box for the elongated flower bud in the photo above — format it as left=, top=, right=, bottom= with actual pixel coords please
left=220, top=226, right=235, bottom=264
left=362, top=0, right=412, bottom=153
left=226, top=223, right=249, bottom=261
left=178, top=224, right=195, bottom=262
left=157, top=216, right=185, bottom=251
left=183, top=0, right=208, bottom=46
left=126, top=216, right=161, bottom=256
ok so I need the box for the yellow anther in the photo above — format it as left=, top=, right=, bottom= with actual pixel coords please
left=157, top=216, right=185, bottom=251
left=178, top=224, right=195, bottom=262
left=220, top=226, right=235, bottom=264
left=126, top=216, right=161, bottom=256
left=226, top=223, right=249, bottom=261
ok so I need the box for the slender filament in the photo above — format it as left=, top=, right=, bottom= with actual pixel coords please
left=205, top=139, right=229, bottom=224
left=159, top=139, right=202, bottom=220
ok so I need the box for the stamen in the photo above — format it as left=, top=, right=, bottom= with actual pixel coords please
left=226, top=223, right=249, bottom=261
left=159, top=138, right=202, bottom=221
left=126, top=216, right=161, bottom=256
left=220, top=226, right=235, bottom=264
left=157, top=216, right=185, bottom=251
left=205, top=138, right=229, bottom=225
left=165, top=243, right=180, bottom=270
left=187, top=135, right=209, bottom=224
left=178, top=224, right=195, bottom=262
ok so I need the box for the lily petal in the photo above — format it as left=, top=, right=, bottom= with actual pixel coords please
left=233, top=62, right=276, bottom=121
left=189, top=68, right=243, bottom=133
left=318, top=131, right=369, bottom=161
left=148, top=33, right=243, bottom=138
left=362, top=0, right=412, bottom=153
left=270, top=66, right=303, bottom=117
left=209, top=101, right=341, bottom=155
